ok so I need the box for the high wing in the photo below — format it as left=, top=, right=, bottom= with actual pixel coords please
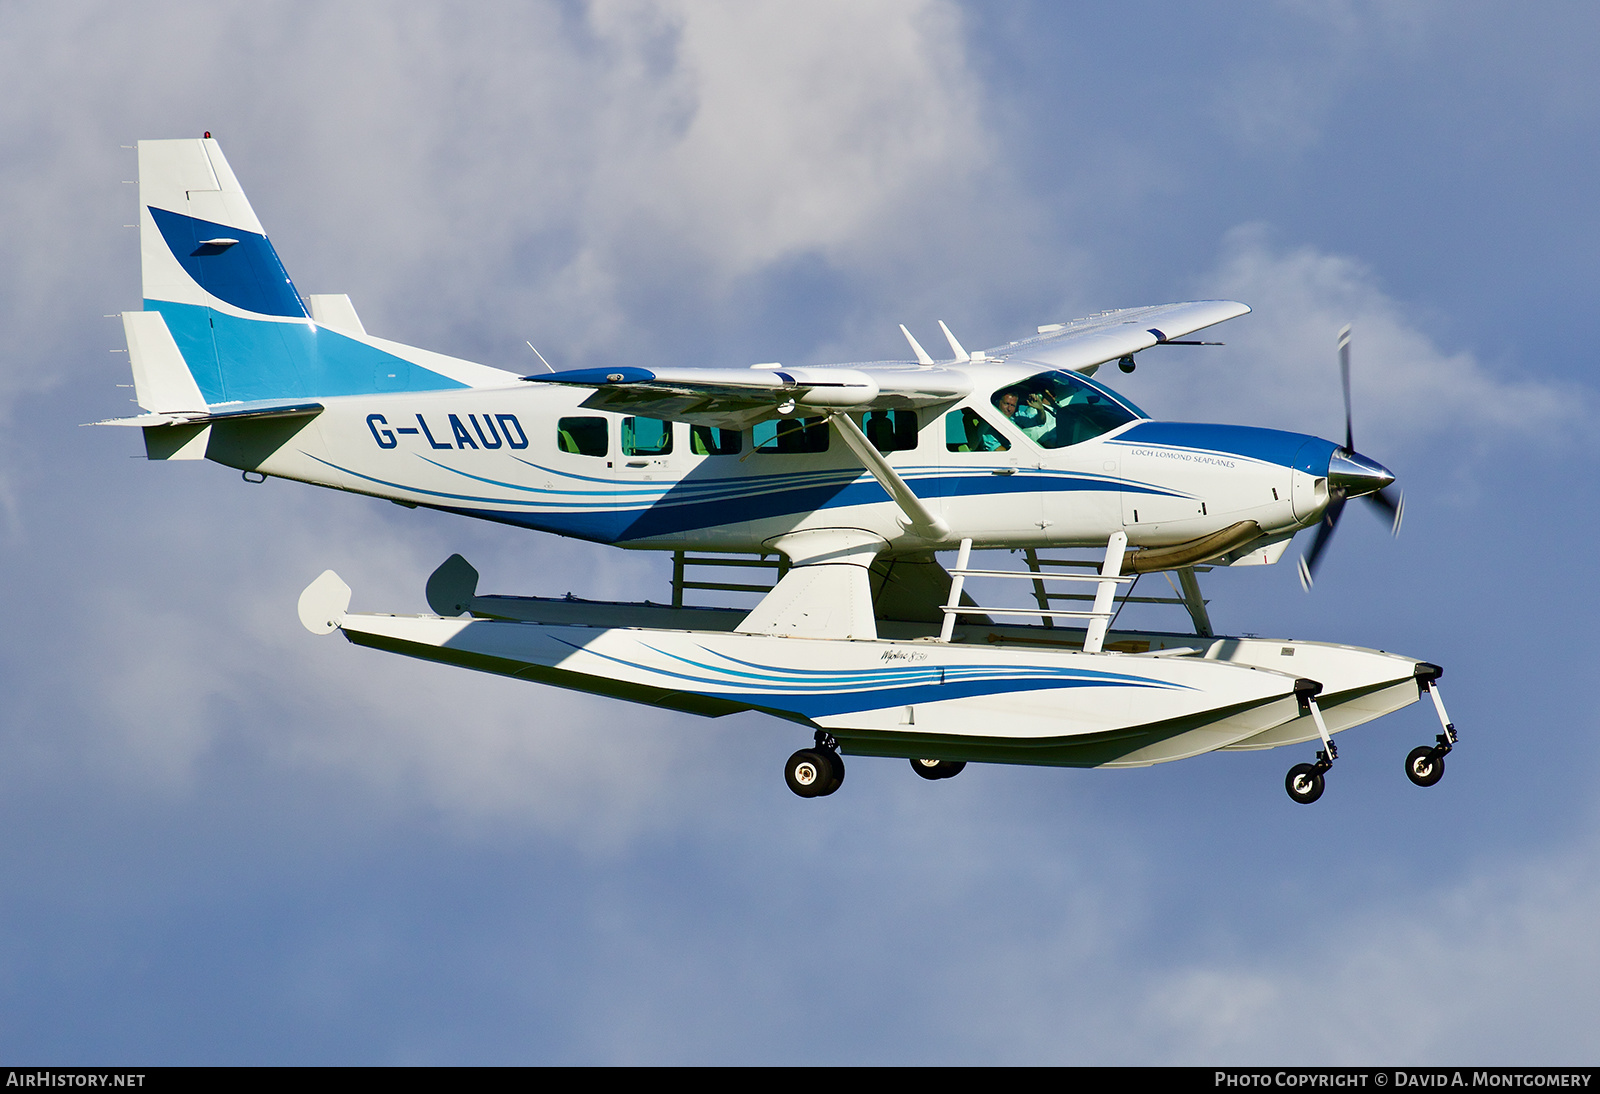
left=526, top=364, right=973, bottom=429
left=523, top=300, right=1248, bottom=427
left=989, top=300, right=1251, bottom=372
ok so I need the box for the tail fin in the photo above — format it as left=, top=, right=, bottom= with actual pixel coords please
left=139, top=137, right=307, bottom=322
left=135, top=137, right=509, bottom=404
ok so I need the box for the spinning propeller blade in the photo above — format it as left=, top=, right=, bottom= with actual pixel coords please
left=1339, top=324, right=1354, bottom=452
left=1366, top=483, right=1405, bottom=536
left=1299, top=325, right=1403, bottom=589
left=1298, top=492, right=1346, bottom=591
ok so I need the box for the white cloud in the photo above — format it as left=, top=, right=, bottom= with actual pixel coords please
left=1138, top=826, right=1600, bottom=1062
left=1124, top=225, right=1581, bottom=460
left=4, top=2, right=1600, bottom=1065
left=586, top=0, right=983, bottom=275
left=0, top=0, right=993, bottom=418
left=0, top=0, right=1006, bottom=845
left=41, top=477, right=720, bottom=846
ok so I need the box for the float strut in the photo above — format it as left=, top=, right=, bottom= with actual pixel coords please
left=1296, top=678, right=1337, bottom=771
left=1415, top=663, right=1457, bottom=756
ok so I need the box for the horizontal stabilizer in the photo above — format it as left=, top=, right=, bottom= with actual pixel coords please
left=89, top=398, right=323, bottom=428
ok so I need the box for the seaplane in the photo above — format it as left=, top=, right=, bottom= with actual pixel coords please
left=96, top=136, right=1459, bottom=804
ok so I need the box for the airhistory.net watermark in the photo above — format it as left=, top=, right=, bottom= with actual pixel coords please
left=5, top=1075, right=145, bottom=1088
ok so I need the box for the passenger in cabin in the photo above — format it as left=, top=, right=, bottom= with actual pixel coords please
left=946, top=407, right=1010, bottom=452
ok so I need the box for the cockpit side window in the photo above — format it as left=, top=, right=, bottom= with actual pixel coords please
left=991, top=370, right=1143, bottom=449
left=944, top=407, right=1010, bottom=452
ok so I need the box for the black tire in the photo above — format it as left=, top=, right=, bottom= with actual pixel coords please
left=785, top=749, right=830, bottom=798
left=1405, top=746, right=1444, bottom=787
left=1285, top=763, right=1325, bottom=804
left=821, top=749, right=845, bottom=795
left=910, top=758, right=966, bottom=780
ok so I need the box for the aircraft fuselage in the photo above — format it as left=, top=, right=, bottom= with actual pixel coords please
left=199, top=372, right=1342, bottom=561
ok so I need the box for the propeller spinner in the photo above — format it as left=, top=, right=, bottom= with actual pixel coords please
left=1297, top=325, right=1404, bottom=589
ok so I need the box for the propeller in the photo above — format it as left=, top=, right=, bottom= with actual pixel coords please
left=1297, top=325, right=1404, bottom=590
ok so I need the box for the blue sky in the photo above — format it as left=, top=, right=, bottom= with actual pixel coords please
left=1, top=0, right=1597, bottom=1063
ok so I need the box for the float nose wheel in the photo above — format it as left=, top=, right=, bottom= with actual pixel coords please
left=1285, top=763, right=1326, bottom=804
left=785, top=732, right=845, bottom=798
left=1406, top=666, right=1457, bottom=789
left=1405, top=746, right=1445, bottom=787
left=911, top=758, right=966, bottom=781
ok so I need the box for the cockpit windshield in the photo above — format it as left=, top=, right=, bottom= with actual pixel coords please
left=990, top=369, right=1146, bottom=449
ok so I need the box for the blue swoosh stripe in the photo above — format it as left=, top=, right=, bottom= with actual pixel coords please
left=306, top=450, right=1194, bottom=541
left=546, top=639, right=1184, bottom=717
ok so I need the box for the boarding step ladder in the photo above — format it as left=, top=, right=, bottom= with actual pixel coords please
left=938, top=535, right=1215, bottom=648
left=1015, top=549, right=1214, bottom=637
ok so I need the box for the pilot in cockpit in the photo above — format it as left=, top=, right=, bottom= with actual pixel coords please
left=996, top=386, right=1053, bottom=442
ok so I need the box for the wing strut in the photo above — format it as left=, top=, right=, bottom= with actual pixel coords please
left=826, top=412, right=949, bottom=540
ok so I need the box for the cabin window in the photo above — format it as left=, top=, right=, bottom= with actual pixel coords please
left=862, top=409, right=918, bottom=453
left=991, top=369, right=1144, bottom=449
left=622, top=416, right=673, bottom=456
left=557, top=416, right=608, bottom=457
left=753, top=416, right=829, bottom=453
left=690, top=425, right=741, bottom=455
left=944, top=408, right=1010, bottom=452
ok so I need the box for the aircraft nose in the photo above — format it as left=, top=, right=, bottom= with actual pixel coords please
left=1326, top=448, right=1395, bottom=499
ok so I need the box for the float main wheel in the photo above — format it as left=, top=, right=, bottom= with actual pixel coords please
left=821, top=749, right=845, bottom=795
left=785, top=750, right=830, bottom=798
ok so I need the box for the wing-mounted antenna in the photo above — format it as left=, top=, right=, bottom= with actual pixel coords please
left=900, top=324, right=935, bottom=365
left=938, top=321, right=971, bottom=362
left=525, top=341, right=555, bottom=374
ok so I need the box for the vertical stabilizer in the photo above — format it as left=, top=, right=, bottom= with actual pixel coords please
left=131, top=137, right=503, bottom=405
left=139, top=138, right=306, bottom=318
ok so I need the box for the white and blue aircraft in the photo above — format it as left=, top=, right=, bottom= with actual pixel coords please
left=98, top=136, right=1458, bottom=804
